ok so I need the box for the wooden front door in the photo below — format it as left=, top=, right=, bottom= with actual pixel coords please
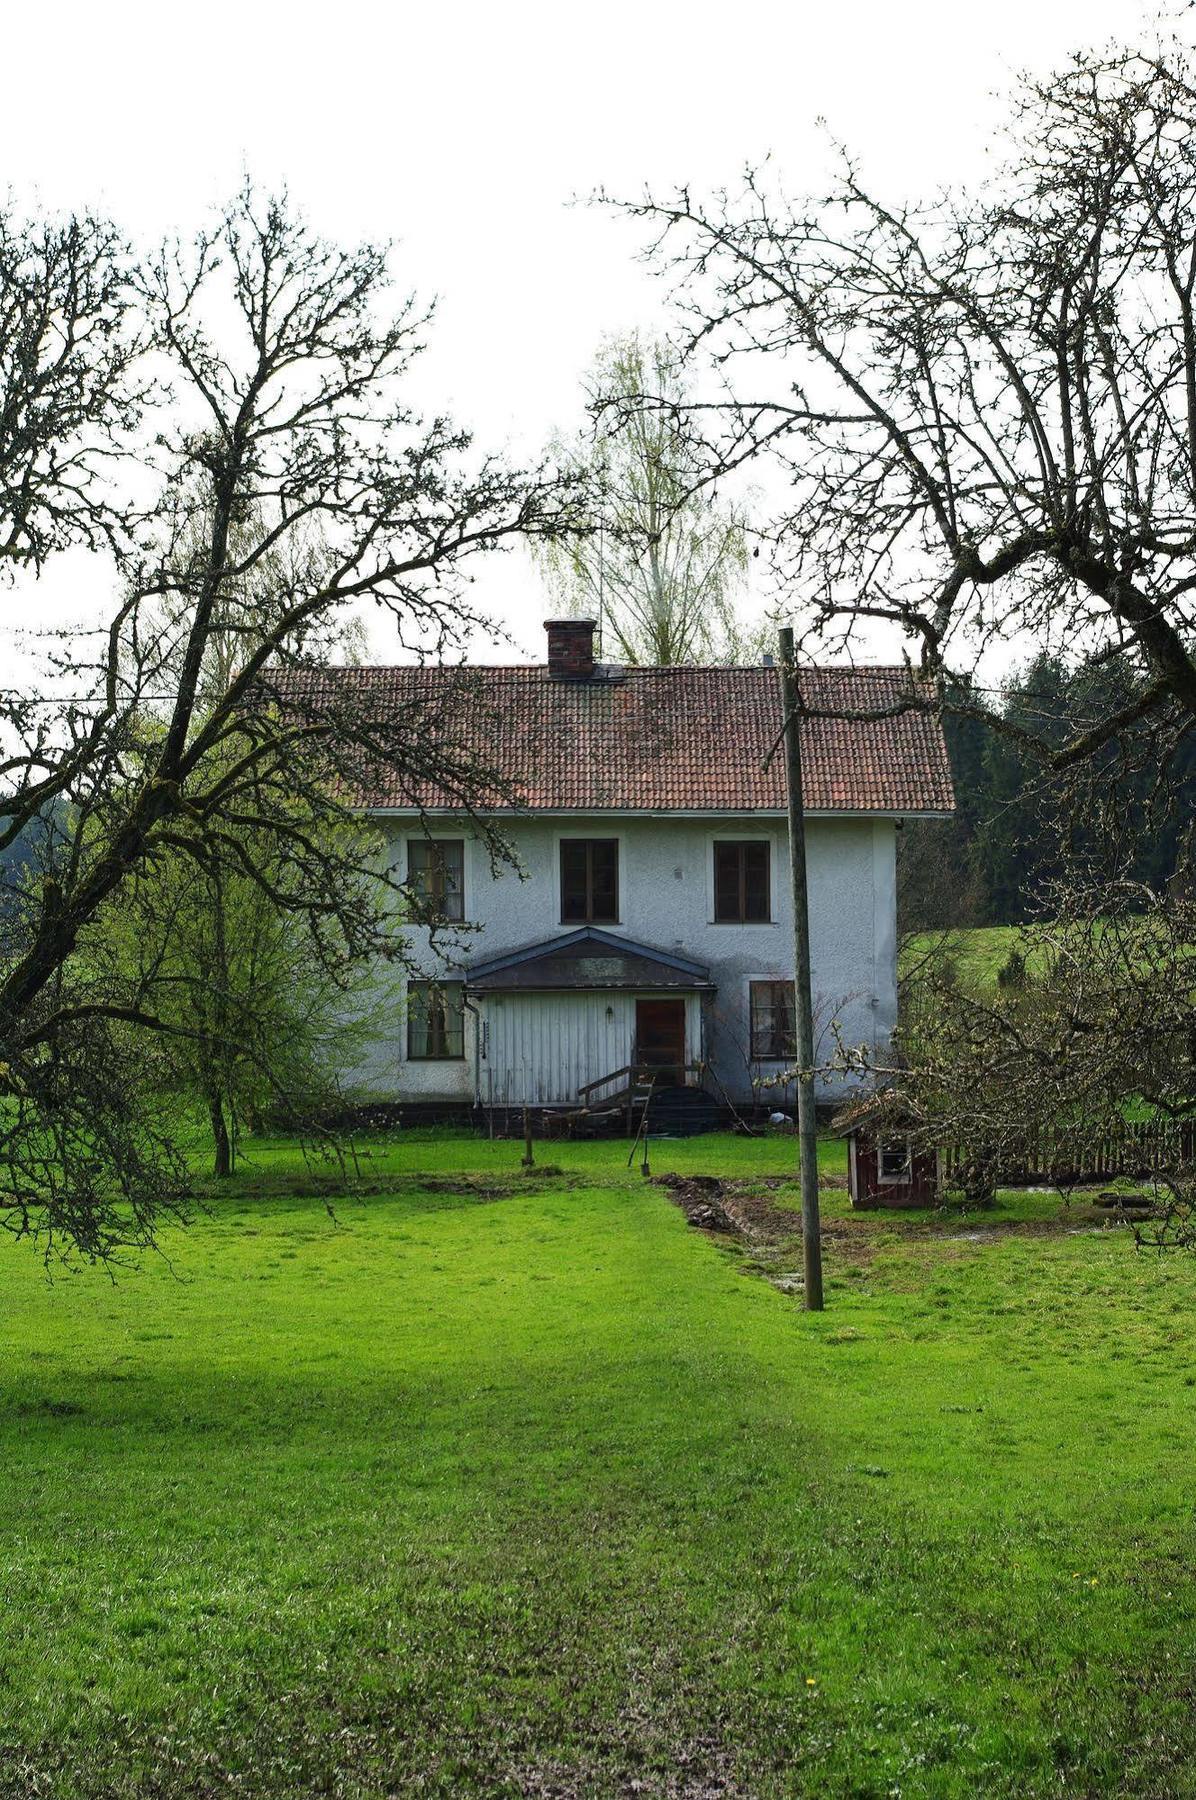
left=635, top=998, right=686, bottom=1078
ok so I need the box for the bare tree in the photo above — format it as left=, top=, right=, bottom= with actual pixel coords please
left=537, top=332, right=750, bottom=664
left=0, top=209, right=144, bottom=570
left=0, top=187, right=571, bottom=1262
left=607, top=37, right=1196, bottom=759
left=597, top=30, right=1196, bottom=1244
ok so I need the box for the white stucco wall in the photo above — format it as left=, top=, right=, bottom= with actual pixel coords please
left=351, top=812, right=898, bottom=1107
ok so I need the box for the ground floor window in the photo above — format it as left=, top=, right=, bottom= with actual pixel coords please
left=749, top=980, right=796, bottom=1060
left=407, top=981, right=466, bottom=1060
left=877, top=1139, right=912, bottom=1183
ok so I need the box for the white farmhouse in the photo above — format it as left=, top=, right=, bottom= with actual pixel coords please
left=323, top=621, right=953, bottom=1123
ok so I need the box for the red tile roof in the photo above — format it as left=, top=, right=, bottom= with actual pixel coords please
left=273, top=662, right=954, bottom=815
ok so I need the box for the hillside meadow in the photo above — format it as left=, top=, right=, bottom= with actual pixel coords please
left=901, top=925, right=1026, bottom=989
left=0, top=1128, right=1194, bottom=1797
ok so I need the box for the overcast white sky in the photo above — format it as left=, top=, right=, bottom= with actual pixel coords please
left=0, top=0, right=1162, bottom=666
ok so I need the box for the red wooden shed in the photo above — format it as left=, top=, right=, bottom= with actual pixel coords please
left=834, top=1092, right=941, bottom=1210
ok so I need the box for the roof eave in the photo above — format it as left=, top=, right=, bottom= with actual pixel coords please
left=363, top=805, right=955, bottom=821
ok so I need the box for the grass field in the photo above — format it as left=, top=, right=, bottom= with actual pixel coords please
left=2, top=1128, right=1196, bottom=1797
left=901, top=924, right=1026, bottom=988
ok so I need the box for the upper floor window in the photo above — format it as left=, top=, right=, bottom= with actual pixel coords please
left=714, top=840, right=770, bottom=922
left=407, top=838, right=465, bottom=922
left=407, top=981, right=465, bottom=1060
left=750, top=980, right=796, bottom=1060
left=560, top=838, right=618, bottom=923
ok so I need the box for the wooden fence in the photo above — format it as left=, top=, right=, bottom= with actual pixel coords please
left=942, top=1119, right=1196, bottom=1186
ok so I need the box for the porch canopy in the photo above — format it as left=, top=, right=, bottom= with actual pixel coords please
left=464, top=926, right=715, bottom=994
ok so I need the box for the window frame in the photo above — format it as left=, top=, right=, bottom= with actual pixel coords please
left=406, top=980, right=466, bottom=1061
left=749, top=979, right=797, bottom=1062
left=558, top=836, right=620, bottom=925
left=406, top=836, right=466, bottom=924
left=877, top=1139, right=913, bottom=1184
left=712, top=839, right=772, bottom=924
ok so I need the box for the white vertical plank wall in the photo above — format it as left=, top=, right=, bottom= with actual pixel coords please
left=479, top=993, right=702, bottom=1106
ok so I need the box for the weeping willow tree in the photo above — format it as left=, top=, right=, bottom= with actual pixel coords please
left=538, top=333, right=752, bottom=665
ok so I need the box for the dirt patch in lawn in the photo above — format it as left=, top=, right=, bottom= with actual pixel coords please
left=414, top=1170, right=571, bottom=1201
left=655, top=1173, right=864, bottom=1243
left=939, top=1211, right=1110, bottom=1241
left=203, top=1165, right=574, bottom=1205
left=652, top=1174, right=742, bottom=1235
left=653, top=1173, right=1132, bottom=1294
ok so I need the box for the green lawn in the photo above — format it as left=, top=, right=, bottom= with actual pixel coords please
left=901, top=924, right=1027, bottom=988
left=2, top=1129, right=1195, bottom=1797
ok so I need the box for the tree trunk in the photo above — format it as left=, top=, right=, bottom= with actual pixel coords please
left=208, top=864, right=234, bottom=1180
left=962, top=1150, right=997, bottom=1209
left=209, top=1091, right=232, bottom=1178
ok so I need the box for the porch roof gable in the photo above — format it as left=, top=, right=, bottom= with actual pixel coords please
left=465, top=926, right=716, bottom=993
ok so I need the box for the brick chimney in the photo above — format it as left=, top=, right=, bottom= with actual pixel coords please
left=544, top=618, right=597, bottom=679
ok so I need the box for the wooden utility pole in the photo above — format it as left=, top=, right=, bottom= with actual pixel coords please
left=777, top=627, right=825, bottom=1311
